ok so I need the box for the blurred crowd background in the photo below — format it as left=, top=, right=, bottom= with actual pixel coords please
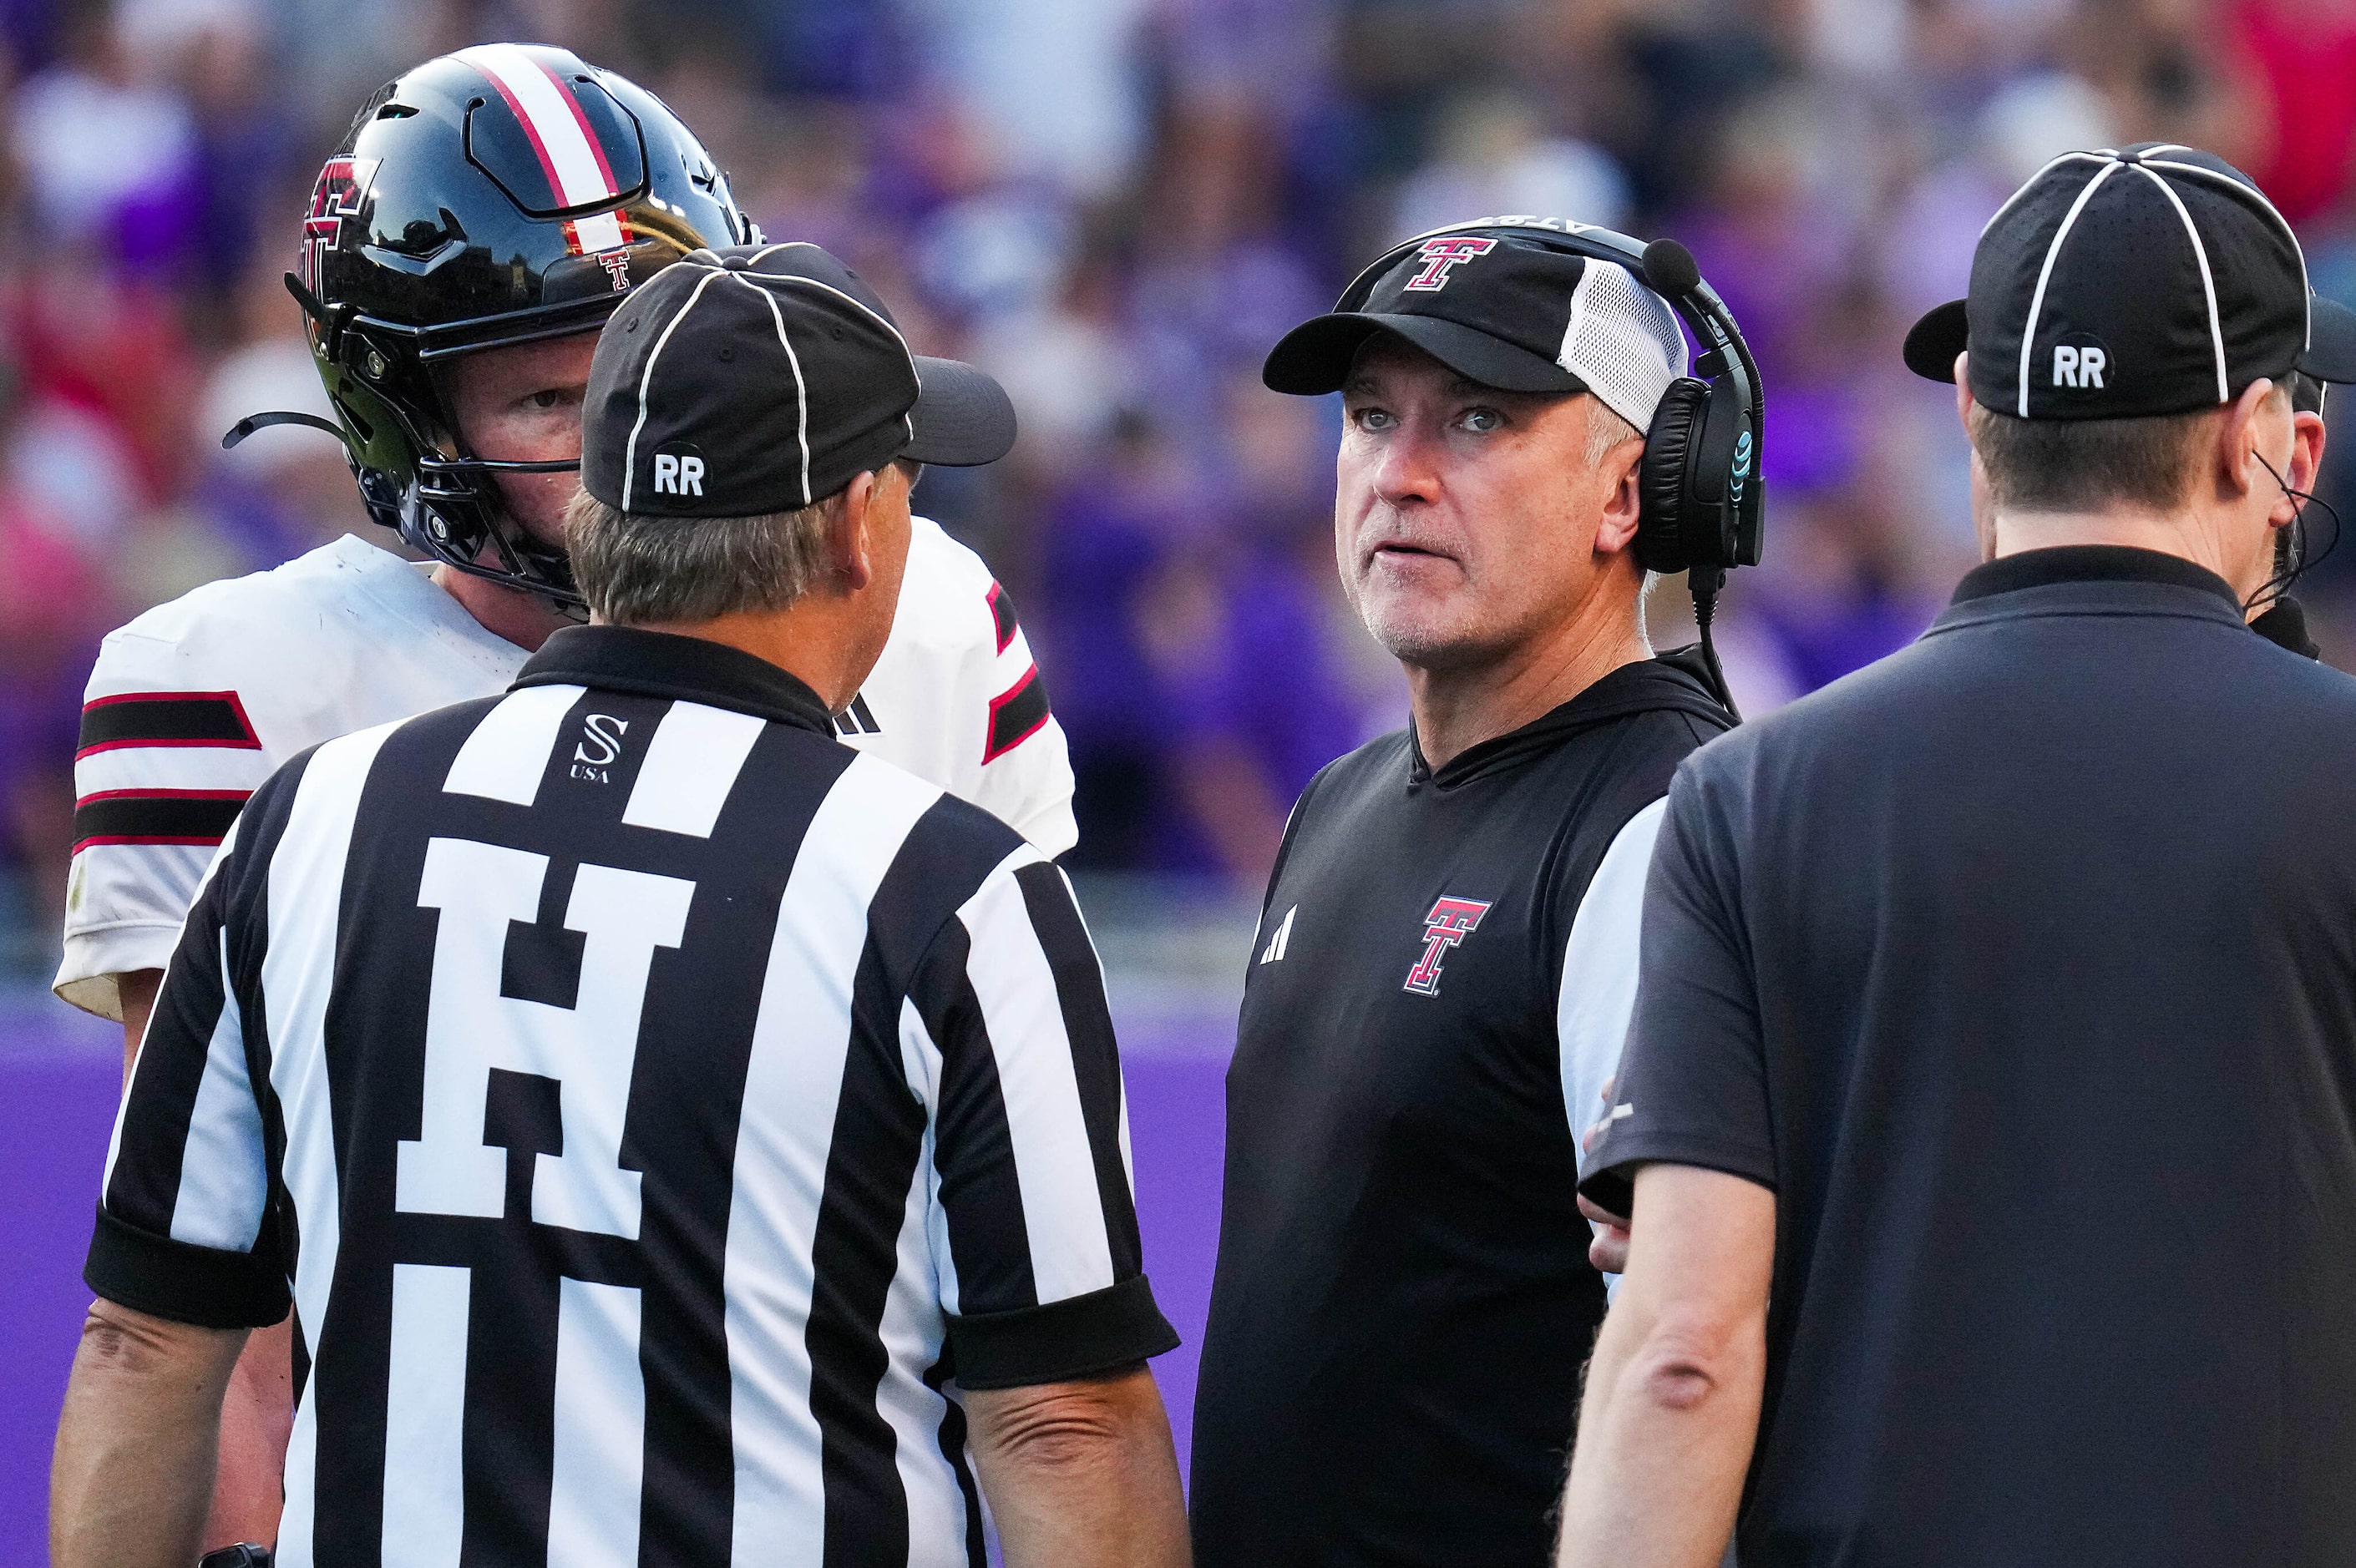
left=6, top=0, right=2356, bottom=988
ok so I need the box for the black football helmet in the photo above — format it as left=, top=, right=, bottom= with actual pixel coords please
left=238, top=43, right=756, bottom=605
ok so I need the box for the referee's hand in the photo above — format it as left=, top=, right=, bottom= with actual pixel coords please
left=1579, top=1080, right=1633, bottom=1275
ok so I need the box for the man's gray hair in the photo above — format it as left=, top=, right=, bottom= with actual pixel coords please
left=565, top=488, right=839, bottom=625
left=566, top=458, right=924, bottom=626
left=1584, top=397, right=1643, bottom=467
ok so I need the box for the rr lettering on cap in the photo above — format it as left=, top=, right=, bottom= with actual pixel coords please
left=653, top=451, right=706, bottom=496
left=2053, top=342, right=2108, bottom=390
left=1403, top=236, right=1498, bottom=292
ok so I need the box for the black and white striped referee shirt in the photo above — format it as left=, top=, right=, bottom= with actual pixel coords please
left=88, top=624, right=1176, bottom=1567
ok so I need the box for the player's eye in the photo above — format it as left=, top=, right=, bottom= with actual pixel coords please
left=1459, top=407, right=1503, bottom=433
left=1351, top=406, right=1396, bottom=432
left=528, top=389, right=564, bottom=411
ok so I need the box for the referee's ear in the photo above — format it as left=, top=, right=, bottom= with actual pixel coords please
left=2216, top=376, right=2305, bottom=510
left=827, top=468, right=883, bottom=594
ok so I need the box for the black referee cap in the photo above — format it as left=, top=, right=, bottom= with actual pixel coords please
left=1903, top=144, right=2356, bottom=418
left=582, top=243, right=1016, bottom=518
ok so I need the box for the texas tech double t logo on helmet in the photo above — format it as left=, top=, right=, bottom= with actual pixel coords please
left=279, top=43, right=754, bottom=606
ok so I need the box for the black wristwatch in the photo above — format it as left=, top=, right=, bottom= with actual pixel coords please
left=197, top=1545, right=271, bottom=1568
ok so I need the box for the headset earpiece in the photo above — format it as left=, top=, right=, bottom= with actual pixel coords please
left=1636, top=377, right=1710, bottom=574
left=1636, top=369, right=1761, bottom=576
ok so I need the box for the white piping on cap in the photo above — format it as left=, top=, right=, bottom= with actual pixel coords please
left=2142, top=156, right=2313, bottom=350
left=2131, top=164, right=2227, bottom=403
left=621, top=263, right=725, bottom=511
left=2018, top=157, right=2121, bottom=417
left=732, top=273, right=813, bottom=506
left=750, top=273, right=922, bottom=447
left=742, top=241, right=824, bottom=266
left=734, top=267, right=924, bottom=453
left=1980, top=149, right=2114, bottom=240
left=741, top=273, right=916, bottom=359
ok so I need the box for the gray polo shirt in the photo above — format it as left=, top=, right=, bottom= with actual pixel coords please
left=1588, top=545, right=2356, bottom=1566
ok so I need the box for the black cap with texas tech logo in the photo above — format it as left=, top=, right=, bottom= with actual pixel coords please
left=1904, top=143, right=2356, bottom=417
left=1263, top=224, right=1690, bottom=437
left=582, top=243, right=1016, bottom=518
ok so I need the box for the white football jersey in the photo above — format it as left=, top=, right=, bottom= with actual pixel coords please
left=838, top=515, right=1076, bottom=855
left=56, top=521, right=1077, bottom=1020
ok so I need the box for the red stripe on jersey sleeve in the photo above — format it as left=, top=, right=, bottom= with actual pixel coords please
left=76, top=692, right=262, bottom=758
left=983, top=665, right=1052, bottom=764
left=987, top=582, right=1019, bottom=655
left=71, top=787, right=251, bottom=852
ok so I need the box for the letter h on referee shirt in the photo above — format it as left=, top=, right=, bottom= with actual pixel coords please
left=1404, top=896, right=1492, bottom=997
left=394, top=837, right=692, bottom=1237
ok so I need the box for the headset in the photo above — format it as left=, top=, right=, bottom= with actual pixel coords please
left=2247, top=368, right=2341, bottom=645
left=1335, top=217, right=1766, bottom=716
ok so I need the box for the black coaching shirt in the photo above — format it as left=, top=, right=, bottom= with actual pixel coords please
left=1190, top=651, right=1732, bottom=1567
left=1588, top=547, right=2356, bottom=1566
left=86, top=625, right=1174, bottom=1567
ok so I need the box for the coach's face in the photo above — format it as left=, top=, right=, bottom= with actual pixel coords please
left=440, top=329, right=601, bottom=551
left=1336, top=336, right=1644, bottom=670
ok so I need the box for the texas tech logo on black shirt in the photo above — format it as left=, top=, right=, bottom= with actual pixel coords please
left=1198, top=652, right=1735, bottom=1568
left=1404, top=895, right=1491, bottom=995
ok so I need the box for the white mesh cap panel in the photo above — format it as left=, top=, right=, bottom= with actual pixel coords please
left=1558, top=261, right=1690, bottom=432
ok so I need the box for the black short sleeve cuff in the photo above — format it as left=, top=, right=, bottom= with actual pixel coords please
left=1579, top=1133, right=1776, bottom=1220
left=84, top=1205, right=290, bottom=1330
left=947, top=1273, right=1180, bottom=1390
